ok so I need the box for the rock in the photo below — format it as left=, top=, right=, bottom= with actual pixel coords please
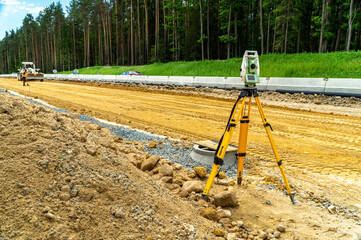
left=328, top=227, right=337, bottom=232
left=227, top=233, right=237, bottom=240
left=88, top=124, right=101, bottom=130
left=42, top=206, right=51, bottom=213
left=193, top=167, right=207, bottom=178
left=70, top=186, right=78, bottom=197
left=216, top=180, right=229, bottom=186
left=159, top=164, right=173, bottom=176
left=86, top=144, right=98, bottom=156
left=148, top=141, right=157, bottom=148
left=277, top=225, right=286, bottom=232
left=229, top=226, right=239, bottom=232
left=45, top=212, right=55, bottom=221
left=267, top=233, right=274, bottom=239
left=114, top=136, right=123, bottom=142
left=150, top=167, right=159, bottom=175
left=59, top=193, right=71, bottom=201
left=214, top=228, right=225, bottom=236
left=273, top=230, right=281, bottom=238
left=200, top=208, right=220, bottom=222
left=161, top=176, right=173, bottom=183
left=114, top=209, right=126, bottom=218
left=173, top=177, right=184, bottom=186
left=61, top=185, right=70, bottom=192
left=236, top=220, right=244, bottom=227
left=78, top=188, right=95, bottom=202
left=165, top=183, right=178, bottom=190
left=218, top=172, right=227, bottom=179
left=266, top=199, right=271, bottom=205
left=217, top=209, right=232, bottom=218
left=219, top=218, right=231, bottom=225
left=131, top=158, right=142, bottom=169
left=141, top=155, right=160, bottom=171
left=29, top=215, right=38, bottom=223
left=174, top=163, right=182, bottom=170
left=214, top=191, right=239, bottom=207
left=327, top=205, right=336, bottom=214
left=179, top=181, right=204, bottom=197
left=188, top=171, right=197, bottom=178
left=259, top=231, right=268, bottom=239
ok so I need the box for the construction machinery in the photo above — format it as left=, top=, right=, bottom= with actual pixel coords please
left=17, top=62, right=44, bottom=82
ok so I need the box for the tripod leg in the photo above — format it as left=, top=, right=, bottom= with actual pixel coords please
left=236, top=97, right=252, bottom=185
left=202, top=97, right=247, bottom=199
left=254, top=96, right=295, bottom=204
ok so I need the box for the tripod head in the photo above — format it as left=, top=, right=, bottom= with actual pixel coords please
left=240, top=50, right=260, bottom=87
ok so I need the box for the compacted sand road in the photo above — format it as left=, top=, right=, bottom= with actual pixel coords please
left=1, top=78, right=360, bottom=207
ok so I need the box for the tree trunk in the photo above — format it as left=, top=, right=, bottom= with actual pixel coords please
left=234, top=11, right=238, bottom=57
left=259, top=0, right=264, bottom=55
left=115, top=0, right=119, bottom=65
left=100, top=3, right=108, bottom=65
left=73, top=22, right=76, bottom=69
left=120, top=0, right=124, bottom=65
left=25, top=30, right=28, bottom=60
left=284, top=3, right=289, bottom=53
left=199, top=0, right=204, bottom=60
left=346, top=0, right=354, bottom=51
left=144, top=0, right=149, bottom=63
left=297, top=18, right=301, bottom=53
left=83, top=27, right=86, bottom=67
left=99, top=22, right=103, bottom=65
left=130, top=0, right=134, bottom=65
left=31, top=30, right=35, bottom=62
left=319, top=0, right=326, bottom=53
left=273, top=13, right=276, bottom=53
left=207, top=0, right=210, bottom=59
left=227, top=0, right=232, bottom=59
left=163, top=0, right=167, bottom=61
left=137, top=0, right=141, bottom=64
left=87, top=17, right=90, bottom=67
left=155, top=0, right=159, bottom=61
left=107, top=2, right=112, bottom=65
left=53, top=29, right=57, bottom=69
left=266, top=11, right=270, bottom=54
left=335, top=27, right=341, bottom=51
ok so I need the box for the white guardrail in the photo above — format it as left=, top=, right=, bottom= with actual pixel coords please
left=1, top=74, right=361, bottom=97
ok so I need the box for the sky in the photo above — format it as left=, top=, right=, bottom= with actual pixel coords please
left=0, top=0, right=70, bottom=40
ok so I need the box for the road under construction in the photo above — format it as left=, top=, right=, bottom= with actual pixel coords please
left=0, top=78, right=360, bottom=208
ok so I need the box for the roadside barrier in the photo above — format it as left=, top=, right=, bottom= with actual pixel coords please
left=1, top=74, right=360, bottom=97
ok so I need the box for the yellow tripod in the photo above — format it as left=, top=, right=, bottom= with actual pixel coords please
left=202, top=87, right=295, bottom=204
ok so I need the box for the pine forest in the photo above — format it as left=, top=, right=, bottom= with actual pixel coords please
left=0, top=0, right=360, bottom=74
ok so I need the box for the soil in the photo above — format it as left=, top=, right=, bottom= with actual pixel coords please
left=0, top=93, right=217, bottom=239
left=0, top=78, right=360, bottom=240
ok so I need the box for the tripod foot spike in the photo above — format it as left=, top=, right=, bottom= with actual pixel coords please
left=289, top=192, right=296, bottom=204
left=201, top=193, right=209, bottom=202
left=237, top=177, right=242, bottom=185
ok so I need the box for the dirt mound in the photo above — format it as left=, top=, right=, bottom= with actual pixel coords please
left=0, top=93, right=215, bottom=239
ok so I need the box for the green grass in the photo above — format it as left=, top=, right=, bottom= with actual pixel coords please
left=59, top=51, right=361, bottom=78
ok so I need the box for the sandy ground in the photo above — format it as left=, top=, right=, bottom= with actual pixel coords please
left=0, top=78, right=360, bottom=239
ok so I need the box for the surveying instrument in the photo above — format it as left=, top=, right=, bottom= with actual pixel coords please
left=202, top=51, right=295, bottom=204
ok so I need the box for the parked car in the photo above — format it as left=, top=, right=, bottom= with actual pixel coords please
left=120, top=71, right=143, bottom=76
